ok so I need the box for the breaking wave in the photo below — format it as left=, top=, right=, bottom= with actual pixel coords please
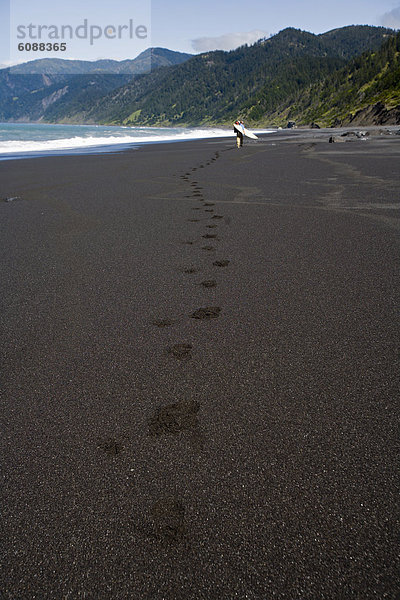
left=0, top=124, right=274, bottom=158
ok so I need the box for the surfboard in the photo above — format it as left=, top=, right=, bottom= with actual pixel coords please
left=234, top=123, right=258, bottom=140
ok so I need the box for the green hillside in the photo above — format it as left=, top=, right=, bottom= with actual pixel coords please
left=273, top=30, right=400, bottom=126
left=0, top=49, right=192, bottom=122
left=49, top=25, right=391, bottom=126
left=1, top=26, right=398, bottom=126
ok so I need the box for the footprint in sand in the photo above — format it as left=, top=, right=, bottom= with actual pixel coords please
left=184, top=268, right=199, bottom=274
left=167, top=343, right=193, bottom=359
left=148, top=400, right=200, bottom=436
left=201, top=280, right=217, bottom=288
left=191, top=307, right=221, bottom=320
left=213, top=260, right=230, bottom=267
left=151, top=496, right=186, bottom=544
left=97, top=438, right=125, bottom=457
left=153, top=319, right=174, bottom=328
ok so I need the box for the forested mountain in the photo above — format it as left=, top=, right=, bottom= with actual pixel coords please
left=0, top=48, right=192, bottom=121
left=62, top=27, right=349, bottom=125
left=0, top=26, right=398, bottom=126
left=9, top=48, right=192, bottom=75
left=271, top=30, right=400, bottom=126
left=317, top=25, right=395, bottom=58
left=41, top=25, right=393, bottom=126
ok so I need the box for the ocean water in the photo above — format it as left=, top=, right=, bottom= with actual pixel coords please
left=0, top=123, right=274, bottom=160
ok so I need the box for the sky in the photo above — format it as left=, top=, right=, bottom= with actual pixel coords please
left=152, top=0, right=400, bottom=53
left=0, top=0, right=399, bottom=69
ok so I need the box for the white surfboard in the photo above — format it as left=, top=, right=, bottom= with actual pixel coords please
left=234, top=123, right=258, bottom=140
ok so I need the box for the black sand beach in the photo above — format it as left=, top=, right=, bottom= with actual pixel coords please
left=1, top=130, right=399, bottom=599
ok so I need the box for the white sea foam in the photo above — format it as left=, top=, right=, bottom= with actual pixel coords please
left=0, top=126, right=274, bottom=157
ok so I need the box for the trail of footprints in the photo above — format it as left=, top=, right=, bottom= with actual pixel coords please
left=98, top=149, right=231, bottom=544
left=149, top=150, right=231, bottom=542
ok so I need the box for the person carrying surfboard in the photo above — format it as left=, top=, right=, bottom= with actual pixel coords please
left=234, top=120, right=244, bottom=148
left=234, top=120, right=259, bottom=147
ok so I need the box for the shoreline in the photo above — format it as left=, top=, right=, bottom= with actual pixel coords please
left=1, top=124, right=399, bottom=162
left=0, top=122, right=272, bottom=161
left=1, top=132, right=399, bottom=598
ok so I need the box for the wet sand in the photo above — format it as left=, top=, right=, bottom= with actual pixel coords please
left=1, top=129, right=399, bottom=599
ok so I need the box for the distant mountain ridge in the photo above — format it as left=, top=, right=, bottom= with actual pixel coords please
left=9, top=48, right=192, bottom=75
left=41, top=25, right=393, bottom=127
left=271, top=30, right=400, bottom=127
left=0, top=26, right=398, bottom=126
left=0, top=48, right=192, bottom=122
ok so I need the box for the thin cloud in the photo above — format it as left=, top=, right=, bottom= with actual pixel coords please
left=380, top=6, right=400, bottom=29
left=0, top=59, right=24, bottom=68
left=192, top=30, right=268, bottom=52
